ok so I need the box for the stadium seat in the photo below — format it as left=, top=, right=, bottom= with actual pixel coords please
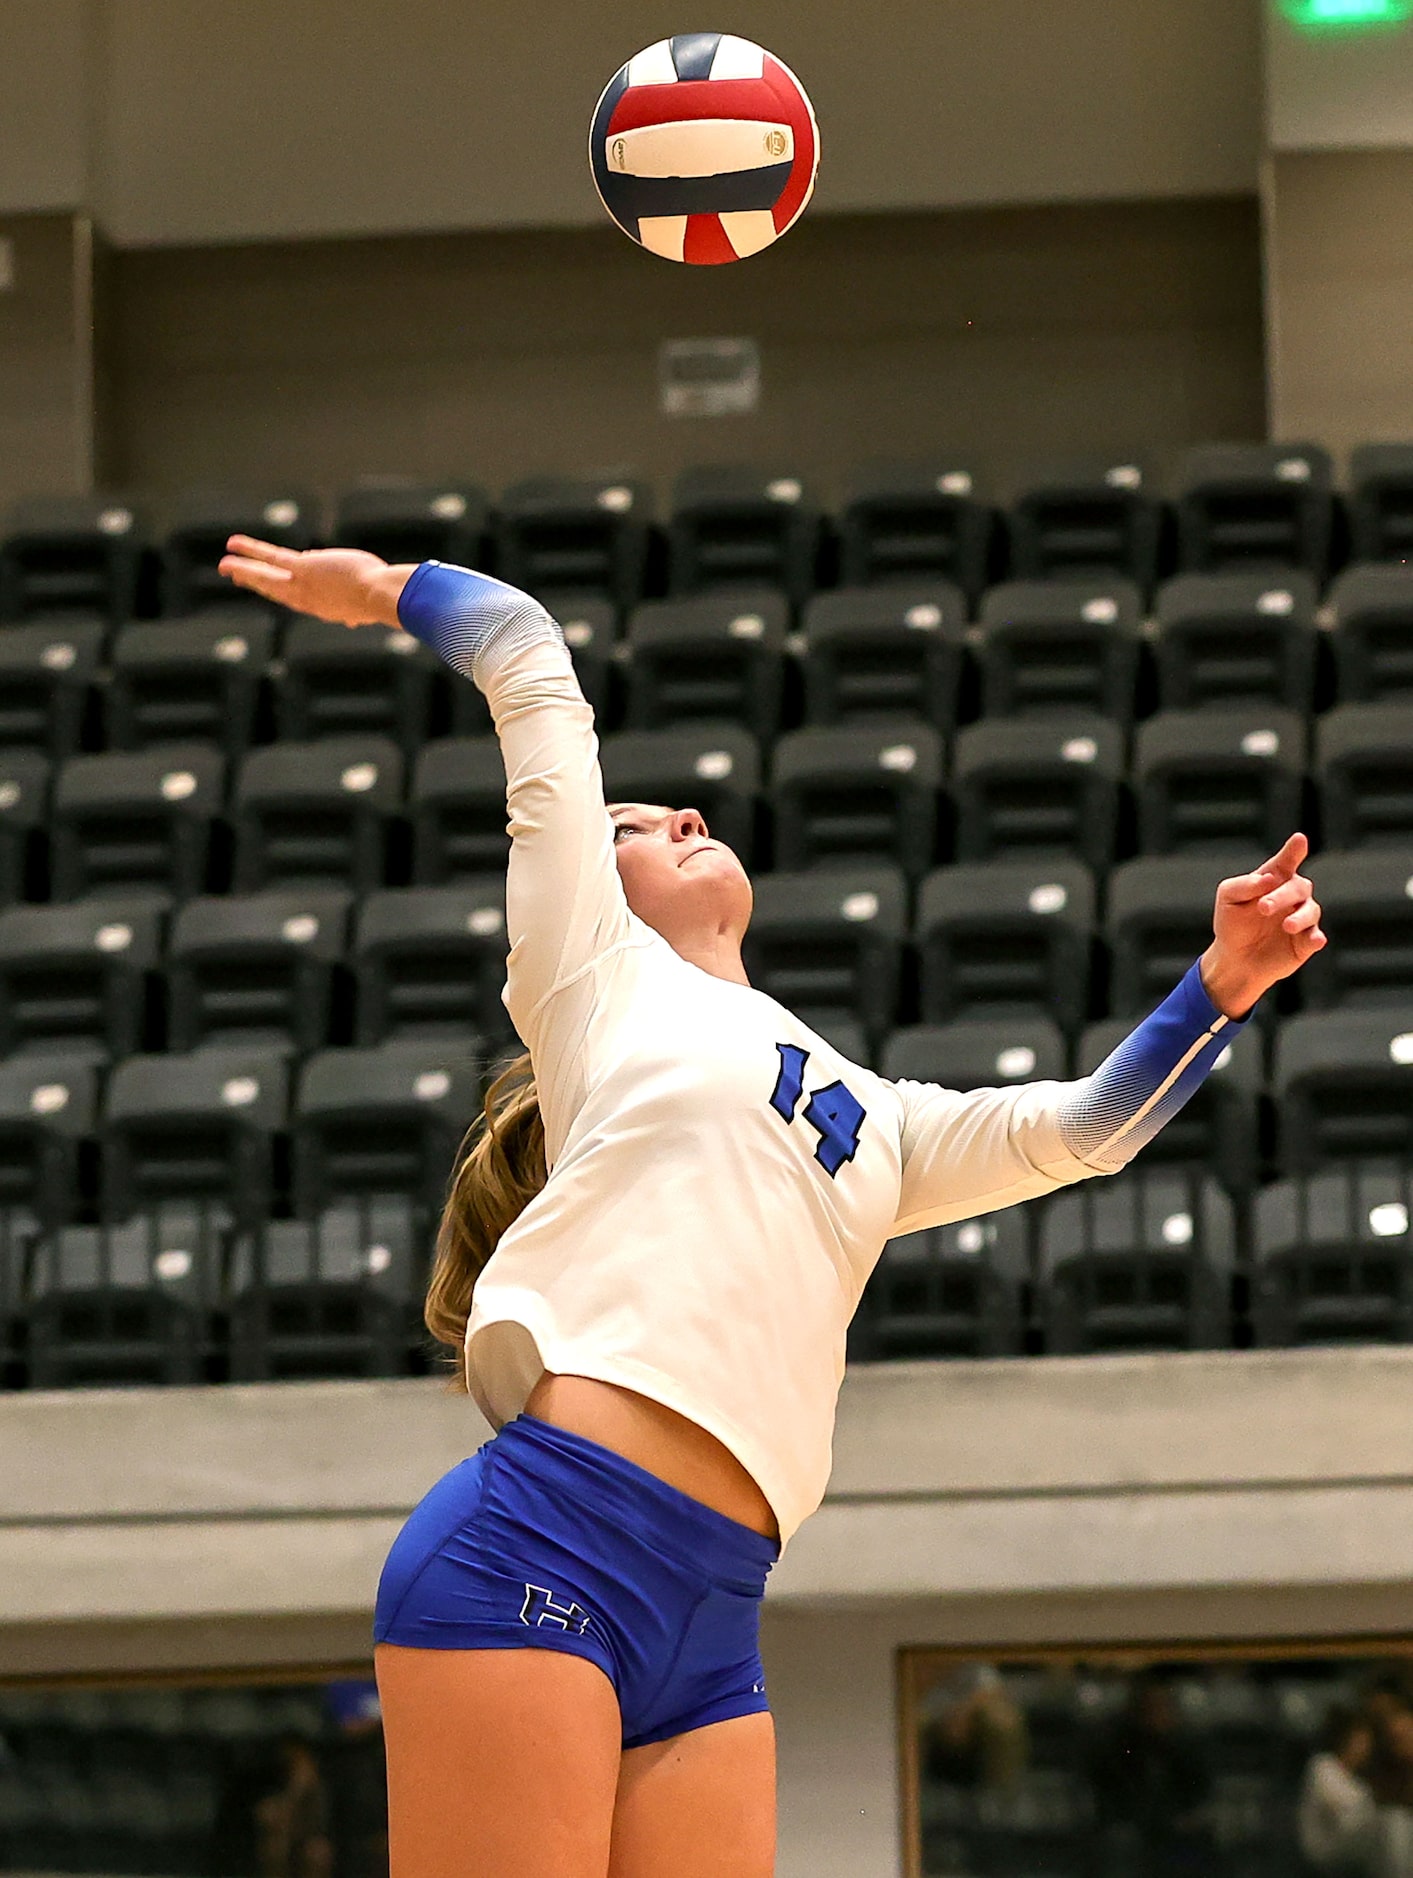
left=0, top=617, right=104, bottom=759
left=1153, top=571, right=1319, bottom=712
left=353, top=883, right=509, bottom=1045
left=951, top=715, right=1124, bottom=871
left=1134, top=706, right=1306, bottom=856
left=105, top=613, right=274, bottom=754
left=624, top=590, right=788, bottom=740
left=1037, top=1168, right=1235, bottom=1353
left=26, top=1207, right=222, bottom=1388
left=975, top=579, right=1143, bottom=724
left=333, top=482, right=488, bottom=568
left=1327, top=565, right=1413, bottom=701
left=0, top=750, right=47, bottom=905
left=770, top=721, right=942, bottom=878
left=227, top=1196, right=423, bottom=1381
left=1172, top=442, right=1335, bottom=579
left=0, top=495, right=146, bottom=623
left=599, top=726, right=759, bottom=864
left=1275, top=1009, right=1413, bottom=1167
left=668, top=465, right=822, bottom=607
left=1252, top=1162, right=1413, bottom=1346
left=276, top=614, right=439, bottom=748
left=852, top=1207, right=1030, bottom=1361
left=233, top=736, right=403, bottom=893
left=101, top=1046, right=289, bottom=1225
left=0, top=898, right=163, bottom=1060
left=291, top=1039, right=481, bottom=1217
left=410, top=738, right=508, bottom=884
left=495, top=475, right=652, bottom=610
left=1301, top=848, right=1413, bottom=1008
left=1077, top=1015, right=1263, bottom=1199
left=740, top=866, right=906, bottom=1058
left=1317, top=703, right=1413, bottom=849
left=798, top=583, right=965, bottom=730
left=916, top=859, right=1095, bottom=1034
left=1008, top=461, right=1162, bottom=594
left=167, top=889, right=353, bottom=1052
left=0, top=1054, right=97, bottom=1239
left=1106, top=854, right=1234, bottom=1019
left=882, top=1016, right=1068, bottom=1089
left=1347, top=443, right=1413, bottom=565
left=51, top=745, right=223, bottom=901
left=837, top=461, right=994, bottom=604
left=161, top=489, right=315, bottom=615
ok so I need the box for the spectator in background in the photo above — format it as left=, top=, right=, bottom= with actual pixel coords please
left=1297, top=1703, right=1378, bottom=1874
left=255, top=1735, right=332, bottom=1878
left=920, top=1664, right=1028, bottom=1792
left=322, top=1681, right=389, bottom=1878
left=1089, top=1672, right=1214, bottom=1878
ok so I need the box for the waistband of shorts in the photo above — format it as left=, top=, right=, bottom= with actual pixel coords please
left=493, top=1414, right=779, bottom=1590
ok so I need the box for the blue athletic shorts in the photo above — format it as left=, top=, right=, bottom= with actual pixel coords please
left=373, top=1414, right=780, bottom=1750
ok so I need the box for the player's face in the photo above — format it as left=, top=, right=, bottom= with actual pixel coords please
left=608, top=803, right=753, bottom=942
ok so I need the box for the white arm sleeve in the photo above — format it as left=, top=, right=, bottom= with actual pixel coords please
left=398, top=562, right=649, bottom=1146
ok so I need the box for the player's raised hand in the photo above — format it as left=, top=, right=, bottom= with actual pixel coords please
left=1200, top=833, right=1327, bottom=1018
left=218, top=536, right=411, bottom=628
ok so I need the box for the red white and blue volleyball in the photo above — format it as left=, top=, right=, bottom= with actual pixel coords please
left=589, top=33, right=820, bottom=265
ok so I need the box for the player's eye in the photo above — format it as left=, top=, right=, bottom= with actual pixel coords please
left=613, top=822, right=640, bottom=843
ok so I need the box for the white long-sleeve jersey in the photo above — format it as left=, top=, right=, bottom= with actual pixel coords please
left=399, top=562, right=1246, bottom=1544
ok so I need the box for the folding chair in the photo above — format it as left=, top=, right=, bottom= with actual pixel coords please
left=1328, top=565, right=1413, bottom=702
left=0, top=898, right=164, bottom=1060
left=1252, top=1162, right=1413, bottom=1346
left=1134, top=707, right=1306, bottom=856
left=0, top=617, right=104, bottom=759
left=354, top=883, right=510, bottom=1045
left=233, top=737, right=403, bottom=892
left=0, top=750, right=47, bottom=906
left=975, top=579, right=1143, bottom=723
left=882, top=1016, right=1068, bottom=1089
left=0, top=494, right=146, bottom=624
left=496, top=475, right=651, bottom=610
left=1347, top=443, right=1413, bottom=566
left=1153, top=572, right=1319, bottom=712
left=625, top=590, right=788, bottom=740
left=1008, top=461, right=1162, bottom=595
left=837, top=461, right=994, bottom=604
left=161, top=489, right=315, bottom=614
left=852, top=1207, right=1030, bottom=1361
left=276, top=614, right=439, bottom=749
left=771, top=722, right=943, bottom=877
left=668, top=465, right=821, bottom=607
left=1275, top=1009, right=1413, bottom=1167
left=333, top=482, right=488, bottom=568
left=1317, top=702, right=1413, bottom=849
left=51, top=746, right=223, bottom=901
left=105, top=613, right=274, bottom=754
left=1037, top=1168, right=1235, bottom=1352
left=1173, top=443, right=1334, bottom=579
left=916, top=859, right=1095, bottom=1034
left=741, top=866, right=907, bottom=1055
left=798, top=583, right=965, bottom=730
left=951, top=714, right=1124, bottom=871
left=168, top=888, right=353, bottom=1052
left=1301, top=848, right=1413, bottom=1008
left=600, top=726, right=759, bottom=864
left=1106, top=854, right=1239, bottom=1020
left=410, top=738, right=508, bottom=884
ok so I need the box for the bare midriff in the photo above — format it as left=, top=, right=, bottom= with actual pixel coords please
left=523, top=1372, right=780, bottom=1544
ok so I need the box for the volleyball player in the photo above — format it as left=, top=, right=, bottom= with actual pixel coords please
left=220, top=537, right=1326, bottom=1878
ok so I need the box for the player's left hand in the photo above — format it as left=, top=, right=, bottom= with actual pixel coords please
left=1200, top=833, right=1327, bottom=1019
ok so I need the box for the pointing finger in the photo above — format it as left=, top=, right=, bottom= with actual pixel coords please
left=1258, top=832, right=1309, bottom=886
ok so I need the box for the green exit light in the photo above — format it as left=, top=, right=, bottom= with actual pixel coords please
left=1280, top=0, right=1413, bottom=30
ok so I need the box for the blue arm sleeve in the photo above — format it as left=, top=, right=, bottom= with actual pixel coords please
left=1054, top=960, right=1245, bottom=1172
left=397, top=560, right=564, bottom=681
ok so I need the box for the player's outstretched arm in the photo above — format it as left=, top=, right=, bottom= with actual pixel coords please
left=889, top=836, right=1325, bottom=1237
left=219, top=543, right=636, bottom=1059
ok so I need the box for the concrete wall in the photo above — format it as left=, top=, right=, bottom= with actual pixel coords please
left=102, top=197, right=1266, bottom=505
left=0, top=213, right=97, bottom=506
left=1265, top=149, right=1413, bottom=459
left=6, top=1348, right=1413, bottom=1876
left=0, top=0, right=1262, bottom=238
left=1267, top=6, right=1413, bottom=151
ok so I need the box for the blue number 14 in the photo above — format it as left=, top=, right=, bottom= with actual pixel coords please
left=769, top=1044, right=866, bottom=1178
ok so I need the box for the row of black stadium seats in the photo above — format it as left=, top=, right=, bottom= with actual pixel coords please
left=1, top=849, right=1411, bottom=1064
left=7, top=1153, right=1413, bottom=1390
left=2, top=709, right=1413, bottom=915
left=6, top=566, right=1413, bottom=770
left=5, top=441, right=1413, bottom=624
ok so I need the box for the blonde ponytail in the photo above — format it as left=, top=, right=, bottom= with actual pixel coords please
left=424, top=1050, right=546, bottom=1389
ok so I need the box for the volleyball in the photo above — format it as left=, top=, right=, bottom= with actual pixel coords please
left=589, top=33, right=819, bottom=266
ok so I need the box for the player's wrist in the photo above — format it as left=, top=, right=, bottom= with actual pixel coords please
left=1198, top=944, right=1263, bottom=1022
